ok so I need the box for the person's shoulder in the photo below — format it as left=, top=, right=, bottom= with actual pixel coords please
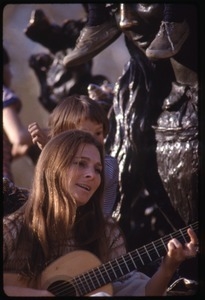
left=104, top=154, right=118, bottom=164
left=104, top=154, right=119, bottom=173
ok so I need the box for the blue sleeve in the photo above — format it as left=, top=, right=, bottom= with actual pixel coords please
left=3, top=86, right=20, bottom=108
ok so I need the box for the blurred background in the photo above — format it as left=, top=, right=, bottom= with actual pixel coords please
left=3, top=3, right=130, bottom=188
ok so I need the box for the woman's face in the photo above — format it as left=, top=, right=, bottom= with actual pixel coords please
left=78, top=118, right=104, bottom=144
left=68, top=143, right=102, bottom=206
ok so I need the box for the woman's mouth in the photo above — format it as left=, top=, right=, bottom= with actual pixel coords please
left=76, top=183, right=91, bottom=191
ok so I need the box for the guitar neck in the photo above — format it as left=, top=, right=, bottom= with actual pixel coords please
left=71, top=221, right=198, bottom=296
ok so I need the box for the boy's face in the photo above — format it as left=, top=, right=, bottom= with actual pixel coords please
left=78, top=118, right=104, bottom=145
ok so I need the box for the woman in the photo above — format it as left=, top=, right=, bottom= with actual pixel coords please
left=3, top=130, right=198, bottom=296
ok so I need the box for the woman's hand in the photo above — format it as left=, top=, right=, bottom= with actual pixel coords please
left=145, top=228, right=198, bottom=296
left=163, top=228, right=198, bottom=271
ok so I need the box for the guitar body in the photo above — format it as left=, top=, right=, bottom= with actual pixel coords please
left=4, top=250, right=113, bottom=296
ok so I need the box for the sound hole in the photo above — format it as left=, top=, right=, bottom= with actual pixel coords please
left=48, top=280, right=76, bottom=296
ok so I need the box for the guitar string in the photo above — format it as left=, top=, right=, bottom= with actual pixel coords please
left=48, top=222, right=198, bottom=296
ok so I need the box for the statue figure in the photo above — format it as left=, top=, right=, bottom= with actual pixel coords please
left=106, top=3, right=198, bottom=246
left=105, top=4, right=198, bottom=283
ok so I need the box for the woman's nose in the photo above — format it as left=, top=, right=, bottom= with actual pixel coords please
left=85, top=167, right=95, bottom=178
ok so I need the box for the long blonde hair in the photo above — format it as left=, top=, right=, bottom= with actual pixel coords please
left=16, top=130, right=108, bottom=277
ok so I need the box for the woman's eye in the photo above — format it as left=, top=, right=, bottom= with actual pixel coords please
left=73, top=160, right=85, bottom=167
left=95, top=167, right=102, bottom=174
left=79, top=161, right=86, bottom=167
left=73, top=160, right=102, bottom=174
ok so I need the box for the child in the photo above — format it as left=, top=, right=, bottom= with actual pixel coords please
left=28, top=94, right=119, bottom=216
left=3, top=130, right=199, bottom=296
left=63, top=4, right=189, bottom=67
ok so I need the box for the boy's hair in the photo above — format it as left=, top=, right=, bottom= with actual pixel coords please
left=3, top=47, right=10, bottom=65
left=48, top=94, right=109, bottom=138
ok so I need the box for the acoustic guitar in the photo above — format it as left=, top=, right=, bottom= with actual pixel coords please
left=4, top=221, right=198, bottom=296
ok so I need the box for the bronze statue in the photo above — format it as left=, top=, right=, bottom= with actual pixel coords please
left=105, top=3, right=198, bottom=285
left=107, top=3, right=198, bottom=234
